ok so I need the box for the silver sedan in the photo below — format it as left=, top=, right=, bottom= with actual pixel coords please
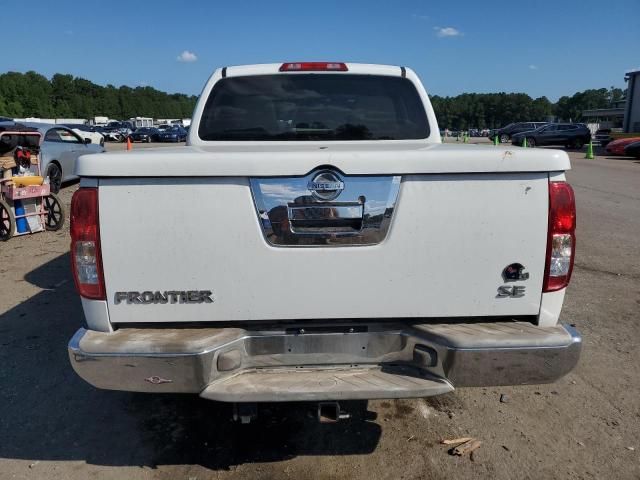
left=24, top=123, right=105, bottom=193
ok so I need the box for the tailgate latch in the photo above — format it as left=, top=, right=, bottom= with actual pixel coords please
left=250, top=168, right=401, bottom=246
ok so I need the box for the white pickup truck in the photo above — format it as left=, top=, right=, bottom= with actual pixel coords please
left=68, top=62, right=580, bottom=412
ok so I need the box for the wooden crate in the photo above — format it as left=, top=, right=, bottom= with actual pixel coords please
left=2, top=183, right=50, bottom=200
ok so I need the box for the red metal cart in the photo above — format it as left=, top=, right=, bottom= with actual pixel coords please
left=0, top=131, right=65, bottom=241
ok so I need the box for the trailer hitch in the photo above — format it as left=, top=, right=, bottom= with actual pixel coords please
left=318, top=402, right=351, bottom=423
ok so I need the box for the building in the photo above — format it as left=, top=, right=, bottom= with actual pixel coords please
left=623, top=69, right=640, bottom=133
left=582, top=100, right=625, bottom=130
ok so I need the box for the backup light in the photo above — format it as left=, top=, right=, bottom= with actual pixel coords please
left=279, top=62, right=348, bottom=72
left=70, top=188, right=105, bottom=300
left=543, top=181, right=576, bottom=292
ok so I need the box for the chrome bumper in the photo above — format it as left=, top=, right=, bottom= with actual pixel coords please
left=68, top=321, right=581, bottom=402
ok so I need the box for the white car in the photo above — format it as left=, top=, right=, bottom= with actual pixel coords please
left=67, top=63, right=580, bottom=419
left=25, top=123, right=105, bottom=193
left=63, top=124, right=105, bottom=147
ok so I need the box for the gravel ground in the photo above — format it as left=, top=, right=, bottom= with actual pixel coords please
left=0, top=141, right=638, bottom=479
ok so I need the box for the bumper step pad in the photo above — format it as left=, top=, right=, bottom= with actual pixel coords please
left=200, top=366, right=454, bottom=402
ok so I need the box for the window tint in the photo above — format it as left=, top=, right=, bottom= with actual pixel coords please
left=46, top=128, right=82, bottom=143
left=59, top=129, right=82, bottom=143
left=199, top=74, right=430, bottom=141
left=44, top=129, right=60, bottom=141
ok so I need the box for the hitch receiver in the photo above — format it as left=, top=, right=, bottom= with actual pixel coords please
left=318, top=402, right=351, bottom=423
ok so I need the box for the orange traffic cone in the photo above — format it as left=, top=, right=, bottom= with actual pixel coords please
left=126, top=136, right=132, bottom=151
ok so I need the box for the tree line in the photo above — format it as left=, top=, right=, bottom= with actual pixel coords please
left=430, top=87, right=624, bottom=130
left=0, top=71, right=197, bottom=120
left=0, top=70, right=625, bottom=129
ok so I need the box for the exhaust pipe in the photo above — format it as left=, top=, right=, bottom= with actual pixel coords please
left=318, top=402, right=350, bottom=423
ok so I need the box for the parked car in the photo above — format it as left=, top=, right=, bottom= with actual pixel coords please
left=106, top=120, right=134, bottom=131
left=489, top=122, right=548, bottom=143
left=63, top=124, right=105, bottom=146
left=157, top=125, right=187, bottom=142
left=594, top=128, right=612, bottom=147
left=130, top=127, right=160, bottom=143
left=103, top=121, right=134, bottom=142
left=24, top=122, right=105, bottom=193
left=157, top=124, right=171, bottom=131
left=605, top=137, right=640, bottom=156
left=624, top=140, right=640, bottom=159
left=511, top=123, right=591, bottom=149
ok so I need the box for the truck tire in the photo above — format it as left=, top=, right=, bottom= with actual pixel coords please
left=500, top=134, right=509, bottom=143
left=0, top=199, right=15, bottom=241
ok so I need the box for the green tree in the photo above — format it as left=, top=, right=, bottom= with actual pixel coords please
left=0, top=70, right=626, bottom=128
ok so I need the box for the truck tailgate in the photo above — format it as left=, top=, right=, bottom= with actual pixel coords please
left=99, top=171, right=548, bottom=324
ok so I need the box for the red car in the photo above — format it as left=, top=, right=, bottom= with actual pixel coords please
left=605, top=137, right=640, bottom=155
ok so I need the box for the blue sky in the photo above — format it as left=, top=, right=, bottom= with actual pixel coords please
left=2, top=0, right=638, bottom=100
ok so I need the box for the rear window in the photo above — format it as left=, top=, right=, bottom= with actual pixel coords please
left=198, top=74, right=430, bottom=141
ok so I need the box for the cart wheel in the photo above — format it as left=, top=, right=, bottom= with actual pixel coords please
left=44, top=193, right=65, bottom=231
left=0, top=198, right=15, bottom=241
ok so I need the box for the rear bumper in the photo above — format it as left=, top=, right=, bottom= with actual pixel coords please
left=68, top=321, right=581, bottom=402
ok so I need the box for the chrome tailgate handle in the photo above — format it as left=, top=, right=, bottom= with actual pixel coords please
left=250, top=170, right=401, bottom=246
left=288, top=203, right=364, bottom=235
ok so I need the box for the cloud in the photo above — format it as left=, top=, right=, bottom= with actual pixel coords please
left=529, top=64, right=538, bottom=70
left=434, top=27, right=462, bottom=38
left=176, top=50, right=198, bottom=63
left=259, top=183, right=309, bottom=203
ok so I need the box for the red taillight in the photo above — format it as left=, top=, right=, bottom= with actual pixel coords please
left=543, top=181, right=576, bottom=292
left=70, top=188, right=105, bottom=300
left=279, top=62, right=348, bottom=72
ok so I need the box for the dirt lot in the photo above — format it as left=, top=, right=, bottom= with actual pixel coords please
left=0, top=141, right=638, bottom=479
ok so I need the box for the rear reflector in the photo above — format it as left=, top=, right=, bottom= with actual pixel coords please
left=543, top=181, right=576, bottom=292
left=70, top=188, right=105, bottom=300
left=279, top=62, right=348, bottom=72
